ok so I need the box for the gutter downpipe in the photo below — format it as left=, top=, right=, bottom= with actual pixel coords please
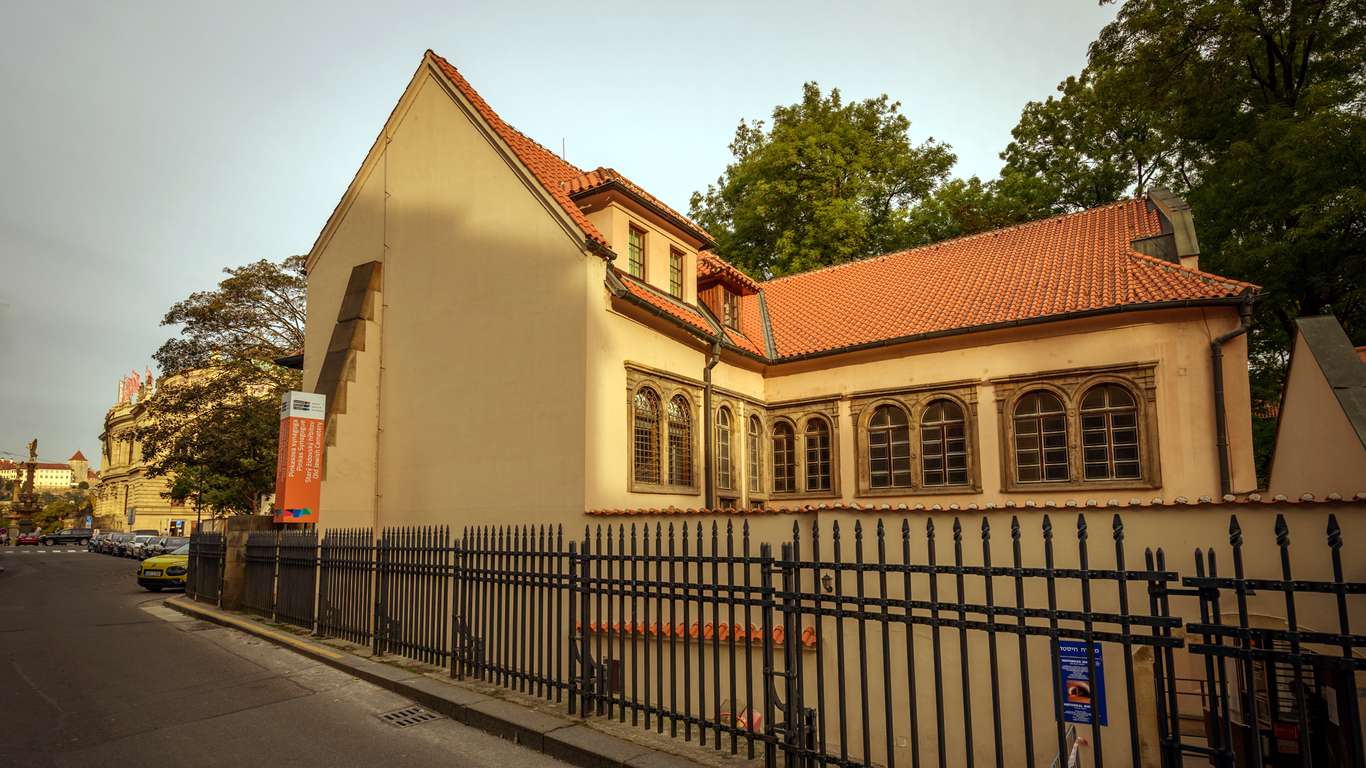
left=1211, top=297, right=1253, bottom=497
left=703, top=340, right=722, bottom=509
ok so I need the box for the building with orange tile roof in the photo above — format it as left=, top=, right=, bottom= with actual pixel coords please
left=301, top=51, right=1268, bottom=532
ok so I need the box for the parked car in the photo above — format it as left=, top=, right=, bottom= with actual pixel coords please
left=87, top=532, right=106, bottom=551
left=115, top=533, right=145, bottom=557
left=16, top=531, right=41, bottom=546
left=40, top=528, right=93, bottom=547
left=147, top=536, right=188, bottom=557
left=126, top=534, right=161, bottom=559
left=99, top=532, right=127, bottom=554
left=137, top=543, right=190, bottom=591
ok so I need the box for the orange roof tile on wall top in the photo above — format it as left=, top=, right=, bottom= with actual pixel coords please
left=758, top=199, right=1255, bottom=359
left=615, top=270, right=716, bottom=339
left=425, top=52, right=610, bottom=253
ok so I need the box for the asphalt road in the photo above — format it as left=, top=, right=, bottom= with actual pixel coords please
left=0, top=546, right=571, bottom=768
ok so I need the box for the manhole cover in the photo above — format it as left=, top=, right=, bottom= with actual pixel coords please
left=379, top=706, right=442, bottom=728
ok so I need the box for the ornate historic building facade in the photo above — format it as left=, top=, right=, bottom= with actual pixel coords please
left=94, top=390, right=188, bottom=534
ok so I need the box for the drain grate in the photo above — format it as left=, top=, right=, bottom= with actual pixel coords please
left=379, top=705, right=442, bottom=728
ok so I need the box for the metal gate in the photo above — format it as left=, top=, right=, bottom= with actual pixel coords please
left=1158, top=513, right=1364, bottom=768
left=187, top=532, right=224, bottom=605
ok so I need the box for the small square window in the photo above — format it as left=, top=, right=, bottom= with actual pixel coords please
left=722, top=290, right=739, bottom=329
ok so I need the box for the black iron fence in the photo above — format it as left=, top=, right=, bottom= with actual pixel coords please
left=187, top=531, right=224, bottom=605
left=318, top=528, right=374, bottom=644
left=226, top=513, right=1363, bottom=768
left=243, top=532, right=276, bottom=616
left=1168, top=513, right=1366, bottom=768
left=275, top=532, right=318, bottom=629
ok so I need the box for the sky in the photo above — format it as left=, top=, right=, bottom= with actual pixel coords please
left=0, top=0, right=1119, bottom=468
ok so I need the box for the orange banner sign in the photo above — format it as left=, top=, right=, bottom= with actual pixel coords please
left=273, top=391, right=325, bottom=524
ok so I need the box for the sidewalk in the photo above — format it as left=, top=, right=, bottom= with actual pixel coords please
left=166, top=597, right=741, bottom=768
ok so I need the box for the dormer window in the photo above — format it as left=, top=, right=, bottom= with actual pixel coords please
left=669, top=248, right=684, bottom=298
left=628, top=225, right=646, bottom=279
left=722, top=290, right=739, bottom=329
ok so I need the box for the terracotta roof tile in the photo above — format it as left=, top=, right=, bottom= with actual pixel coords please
left=759, top=199, right=1255, bottom=359
left=697, top=252, right=761, bottom=294
left=426, top=52, right=610, bottom=253
left=563, top=167, right=711, bottom=245
left=70, top=450, right=86, bottom=461
left=615, top=270, right=715, bottom=338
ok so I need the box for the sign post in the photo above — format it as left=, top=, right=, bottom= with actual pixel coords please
left=273, top=392, right=325, bottom=525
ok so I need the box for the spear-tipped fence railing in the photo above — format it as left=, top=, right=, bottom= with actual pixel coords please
left=226, top=512, right=1363, bottom=768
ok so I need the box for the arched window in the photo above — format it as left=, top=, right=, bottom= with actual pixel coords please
left=868, top=405, right=911, bottom=489
left=772, top=422, right=796, bottom=493
left=921, top=400, right=968, bottom=487
left=716, top=407, right=734, bottom=490
left=668, top=395, right=693, bottom=486
left=1014, top=391, right=1069, bottom=482
left=747, top=415, right=763, bottom=493
left=633, top=388, right=661, bottom=484
left=805, top=417, right=832, bottom=492
left=1081, top=385, right=1140, bottom=480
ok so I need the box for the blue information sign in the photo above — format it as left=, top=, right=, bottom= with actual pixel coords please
left=1058, top=641, right=1107, bottom=726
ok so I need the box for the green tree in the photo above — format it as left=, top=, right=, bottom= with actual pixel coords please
left=999, top=69, right=1179, bottom=212
left=906, top=175, right=1055, bottom=244
left=135, top=256, right=305, bottom=516
left=34, top=490, right=92, bottom=532
left=690, top=83, right=956, bottom=277
left=1085, top=0, right=1366, bottom=480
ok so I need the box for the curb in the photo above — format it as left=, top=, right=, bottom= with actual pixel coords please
left=165, top=597, right=705, bottom=768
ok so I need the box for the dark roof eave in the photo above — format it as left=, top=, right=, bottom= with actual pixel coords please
left=769, top=294, right=1256, bottom=366
left=573, top=180, right=714, bottom=249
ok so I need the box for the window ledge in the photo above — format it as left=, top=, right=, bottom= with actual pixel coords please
left=629, top=484, right=702, bottom=496
left=855, top=485, right=982, bottom=498
left=1001, top=479, right=1159, bottom=493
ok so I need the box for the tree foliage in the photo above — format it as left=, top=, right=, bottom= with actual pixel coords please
left=36, top=490, right=93, bottom=532
left=135, top=256, right=305, bottom=516
left=1083, top=0, right=1366, bottom=478
left=690, top=83, right=956, bottom=277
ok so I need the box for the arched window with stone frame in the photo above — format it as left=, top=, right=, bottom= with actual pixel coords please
left=633, top=387, right=661, bottom=484
left=715, top=406, right=734, bottom=491
left=772, top=421, right=796, bottom=494
left=668, top=394, right=693, bottom=486
left=747, top=414, right=763, bottom=494
left=867, top=403, right=912, bottom=489
left=920, top=399, right=969, bottom=487
left=804, top=416, right=833, bottom=492
left=1013, top=390, right=1069, bottom=483
left=1080, top=383, right=1141, bottom=480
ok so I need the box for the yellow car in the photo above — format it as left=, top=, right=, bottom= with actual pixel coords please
left=137, top=543, right=190, bottom=591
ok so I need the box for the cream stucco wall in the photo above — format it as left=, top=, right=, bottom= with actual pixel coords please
left=1268, top=328, right=1366, bottom=499
left=307, top=66, right=591, bottom=531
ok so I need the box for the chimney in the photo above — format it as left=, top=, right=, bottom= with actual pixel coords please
left=1140, top=188, right=1201, bottom=271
